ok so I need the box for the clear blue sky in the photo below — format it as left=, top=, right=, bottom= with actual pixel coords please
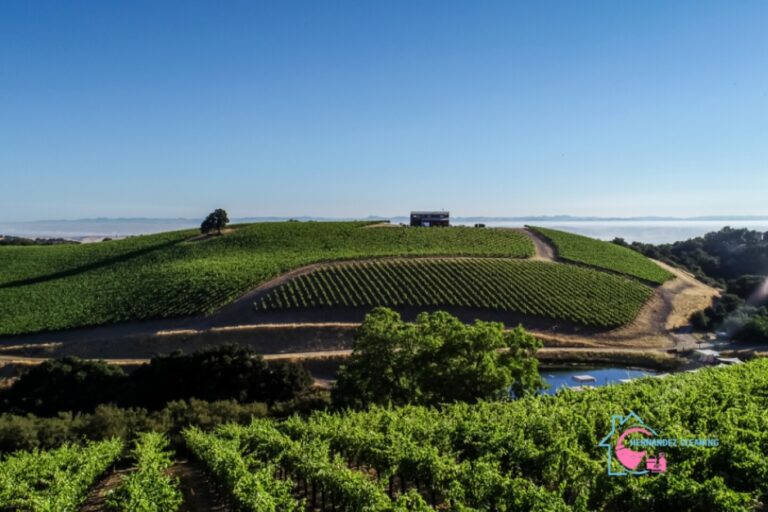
left=2, top=1, right=767, bottom=221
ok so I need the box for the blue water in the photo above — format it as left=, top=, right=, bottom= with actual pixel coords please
left=540, top=367, right=657, bottom=395
left=452, top=220, right=768, bottom=244
left=3, top=218, right=768, bottom=244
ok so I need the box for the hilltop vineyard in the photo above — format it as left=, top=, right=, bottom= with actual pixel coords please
left=255, top=258, right=653, bottom=328
left=0, top=222, right=534, bottom=336
left=530, top=227, right=674, bottom=284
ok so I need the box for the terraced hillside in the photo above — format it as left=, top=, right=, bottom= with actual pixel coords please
left=0, top=222, right=533, bottom=335
left=255, top=258, right=653, bottom=328
left=529, top=226, right=675, bottom=284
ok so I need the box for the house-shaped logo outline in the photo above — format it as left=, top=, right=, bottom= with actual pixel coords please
left=598, top=411, right=659, bottom=476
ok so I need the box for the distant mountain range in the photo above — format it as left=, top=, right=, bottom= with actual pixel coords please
left=8, top=215, right=768, bottom=224
left=2, top=215, right=767, bottom=244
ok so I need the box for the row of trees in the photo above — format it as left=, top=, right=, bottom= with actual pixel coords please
left=615, top=226, right=768, bottom=284
left=2, top=309, right=545, bottom=418
left=0, top=345, right=313, bottom=416
left=614, top=227, right=768, bottom=342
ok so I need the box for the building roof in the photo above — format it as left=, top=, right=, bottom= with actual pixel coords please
left=411, top=211, right=449, bottom=216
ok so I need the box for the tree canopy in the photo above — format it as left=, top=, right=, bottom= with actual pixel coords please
left=0, top=345, right=313, bottom=415
left=200, top=208, right=230, bottom=235
left=332, top=308, right=543, bottom=408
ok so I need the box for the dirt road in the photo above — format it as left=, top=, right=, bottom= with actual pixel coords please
left=0, top=229, right=718, bottom=364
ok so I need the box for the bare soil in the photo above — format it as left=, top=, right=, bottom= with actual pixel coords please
left=168, top=459, right=229, bottom=512
left=0, top=230, right=719, bottom=367
left=79, top=467, right=132, bottom=512
left=185, top=227, right=238, bottom=243
left=517, top=227, right=557, bottom=261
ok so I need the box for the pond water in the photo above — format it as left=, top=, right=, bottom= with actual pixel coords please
left=539, top=367, right=658, bottom=395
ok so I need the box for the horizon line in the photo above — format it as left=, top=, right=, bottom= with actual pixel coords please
left=5, top=214, right=768, bottom=224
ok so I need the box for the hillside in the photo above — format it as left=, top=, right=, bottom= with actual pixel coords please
left=5, top=358, right=764, bottom=511
left=0, top=222, right=533, bottom=336
left=255, top=258, right=653, bottom=328
left=530, top=226, right=675, bottom=284
left=184, top=358, right=768, bottom=511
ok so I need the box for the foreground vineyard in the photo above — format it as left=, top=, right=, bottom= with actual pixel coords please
left=0, top=222, right=533, bottom=335
left=106, top=432, right=182, bottom=512
left=530, top=226, right=674, bottom=284
left=0, top=438, right=123, bottom=511
left=188, top=359, right=768, bottom=512
left=256, top=258, right=653, bottom=327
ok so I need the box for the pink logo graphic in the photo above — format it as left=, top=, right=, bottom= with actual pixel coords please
left=598, top=412, right=667, bottom=476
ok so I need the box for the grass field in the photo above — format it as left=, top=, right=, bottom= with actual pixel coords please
left=0, top=222, right=534, bottom=335
left=256, top=258, right=653, bottom=328
left=530, top=226, right=675, bottom=284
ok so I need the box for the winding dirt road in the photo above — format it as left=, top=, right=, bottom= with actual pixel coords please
left=0, top=229, right=719, bottom=367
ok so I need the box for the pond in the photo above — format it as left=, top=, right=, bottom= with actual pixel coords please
left=539, top=367, right=658, bottom=395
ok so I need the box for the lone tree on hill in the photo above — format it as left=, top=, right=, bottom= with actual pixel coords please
left=201, top=208, right=229, bottom=235
left=332, top=307, right=544, bottom=408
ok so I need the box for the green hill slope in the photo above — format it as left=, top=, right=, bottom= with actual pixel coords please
left=0, top=222, right=533, bottom=335
left=256, top=258, right=653, bottom=327
left=186, top=358, right=768, bottom=511
left=530, top=226, right=675, bottom=284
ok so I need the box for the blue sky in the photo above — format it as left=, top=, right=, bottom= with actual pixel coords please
left=2, top=1, right=767, bottom=221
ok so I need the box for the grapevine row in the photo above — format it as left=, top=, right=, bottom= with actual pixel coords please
left=0, top=438, right=124, bottom=511
left=106, top=432, right=182, bottom=512
left=529, top=226, right=674, bottom=283
left=256, top=258, right=653, bottom=327
left=0, top=222, right=534, bottom=336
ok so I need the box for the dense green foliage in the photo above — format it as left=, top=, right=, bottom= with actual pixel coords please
left=0, top=235, right=76, bottom=246
left=0, top=437, right=123, bottom=511
left=617, top=227, right=768, bottom=340
left=256, top=258, right=653, bottom=328
left=0, top=357, right=126, bottom=415
left=620, top=226, right=768, bottom=284
left=200, top=208, right=229, bottom=235
left=689, top=291, right=767, bottom=340
left=185, top=426, right=299, bottom=511
left=734, top=315, right=768, bottom=343
left=185, top=422, right=431, bottom=511
left=0, top=346, right=313, bottom=415
left=107, top=432, right=182, bottom=512
left=0, top=399, right=274, bottom=454
left=333, top=308, right=543, bottom=408
left=531, top=226, right=674, bottom=284
left=127, top=345, right=313, bottom=410
left=191, top=359, right=768, bottom=511
left=0, top=222, right=533, bottom=335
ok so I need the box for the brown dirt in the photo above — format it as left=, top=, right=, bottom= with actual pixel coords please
left=532, top=260, right=719, bottom=350
left=362, top=222, right=400, bottom=228
left=654, top=260, right=720, bottom=330
left=185, top=228, right=238, bottom=243
left=168, top=459, right=229, bottom=512
left=517, top=227, right=556, bottom=261
left=0, top=234, right=718, bottom=365
left=79, top=468, right=132, bottom=512
left=0, top=377, right=17, bottom=389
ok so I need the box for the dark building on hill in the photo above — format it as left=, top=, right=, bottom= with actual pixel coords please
left=410, top=211, right=450, bottom=227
